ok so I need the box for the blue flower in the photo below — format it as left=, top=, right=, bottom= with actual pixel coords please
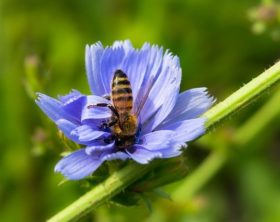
left=36, top=40, right=214, bottom=180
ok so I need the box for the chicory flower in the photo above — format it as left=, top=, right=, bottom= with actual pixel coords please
left=36, top=40, right=214, bottom=180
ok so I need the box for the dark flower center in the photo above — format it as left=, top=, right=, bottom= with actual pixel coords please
left=100, top=122, right=142, bottom=148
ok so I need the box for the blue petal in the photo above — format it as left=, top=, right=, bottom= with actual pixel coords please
left=85, top=142, right=114, bottom=155
left=140, top=52, right=182, bottom=132
left=139, top=130, right=183, bottom=158
left=102, top=151, right=130, bottom=161
left=159, top=143, right=183, bottom=158
left=36, top=93, right=66, bottom=122
left=137, top=143, right=181, bottom=158
left=99, top=45, right=127, bottom=95
left=81, top=95, right=112, bottom=123
left=86, top=41, right=133, bottom=96
left=86, top=40, right=170, bottom=116
left=163, top=88, right=214, bottom=124
left=56, top=119, right=81, bottom=143
left=58, top=89, right=82, bottom=103
left=85, top=42, right=104, bottom=95
left=95, top=40, right=151, bottom=102
left=133, top=44, right=163, bottom=112
left=71, top=125, right=109, bottom=142
left=112, top=40, right=133, bottom=52
left=121, top=44, right=151, bottom=104
left=55, top=149, right=103, bottom=180
left=60, top=91, right=85, bottom=122
left=127, top=145, right=162, bottom=164
left=157, top=118, right=206, bottom=143
left=139, top=130, right=175, bottom=150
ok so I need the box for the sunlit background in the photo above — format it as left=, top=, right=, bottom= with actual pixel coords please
left=1, top=0, right=280, bottom=221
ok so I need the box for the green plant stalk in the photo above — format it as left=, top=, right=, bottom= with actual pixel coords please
left=48, top=61, right=280, bottom=222
left=203, top=61, right=280, bottom=129
left=48, top=162, right=155, bottom=222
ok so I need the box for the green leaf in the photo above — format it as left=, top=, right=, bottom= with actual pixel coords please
left=152, top=188, right=172, bottom=201
left=110, top=191, right=141, bottom=207
left=132, top=156, right=188, bottom=192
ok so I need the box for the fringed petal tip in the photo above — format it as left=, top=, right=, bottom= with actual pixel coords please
left=35, top=92, right=51, bottom=105
left=35, top=93, right=65, bottom=122
left=86, top=41, right=103, bottom=51
left=189, top=87, right=216, bottom=106
left=201, top=87, right=216, bottom=105
left=58, top=89, right=82, bottom=104
left=102, top=151, right=130, bottom=161
left=54, top=149, right=103, bottom=180
left=127, top=146, right=163, bottom=164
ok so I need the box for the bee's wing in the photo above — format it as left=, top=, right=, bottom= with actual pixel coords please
left=112, top=86, right=134, bottom=113
left=134, top=76, right=155, bottom=117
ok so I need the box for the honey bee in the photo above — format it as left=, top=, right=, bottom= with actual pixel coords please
left=88, top=69, right=138, bottom=148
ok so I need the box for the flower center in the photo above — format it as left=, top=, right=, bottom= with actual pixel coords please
left=101, top=123, right=142, bottom=148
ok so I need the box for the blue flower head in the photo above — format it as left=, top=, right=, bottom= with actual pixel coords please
left=36, top=40, right=214, bottom=180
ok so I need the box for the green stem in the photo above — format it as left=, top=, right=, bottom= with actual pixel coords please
left=48, top=163, right=155, bottom=222
left=48, top=61, right=280, bottom=222
left=202, top=61, right=280, bottom=128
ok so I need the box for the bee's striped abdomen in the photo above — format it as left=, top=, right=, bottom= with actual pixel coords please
left=111, top=70, right=133, bottom=114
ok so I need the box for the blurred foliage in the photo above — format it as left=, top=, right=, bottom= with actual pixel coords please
left=1, top=0, right=280, bottom=221
left=248, top=0, right=280, bottom=40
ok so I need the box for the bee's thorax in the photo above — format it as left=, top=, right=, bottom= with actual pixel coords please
left=111, top=70, right=133, bottom=114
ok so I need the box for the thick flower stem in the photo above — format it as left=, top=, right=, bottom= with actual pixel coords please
left=48, top=60, right=280, bottom=222
left=48, top=162, right=155, bottom=222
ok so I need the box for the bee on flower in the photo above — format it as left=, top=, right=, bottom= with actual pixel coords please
left=36, top=40, right=214, bottom=180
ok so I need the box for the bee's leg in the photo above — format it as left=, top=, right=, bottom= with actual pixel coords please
left=107, top=118, right=118, bottom=127
left=100, top=117, right=118, bottom=129
left=87, top=103, right=119, bottom=117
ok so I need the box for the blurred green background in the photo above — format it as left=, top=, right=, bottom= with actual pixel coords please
left=1, top=0, right=280, bottom=221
